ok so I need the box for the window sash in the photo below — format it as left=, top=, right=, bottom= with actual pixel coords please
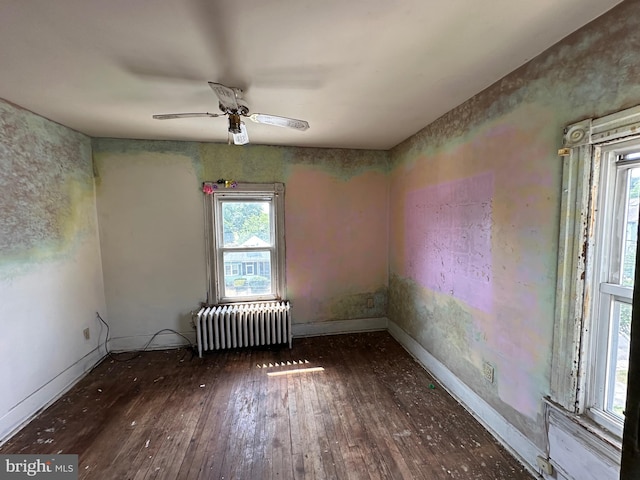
left=217, top=197, right=274, bottom=248
left=590, top=289, right=631, bottom=435
left=585, top=148, right=640, bottom=433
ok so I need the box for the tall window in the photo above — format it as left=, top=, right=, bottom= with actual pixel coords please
left=204, top=183, right=285, bottom=304
left=552, top=106, right=640, bottom=443
left=587, top=142, right=639, bottom=434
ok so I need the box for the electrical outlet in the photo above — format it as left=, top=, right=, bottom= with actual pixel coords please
left=367, top=297, right=374, bottom=308
left=83, top=328, right=90, bottom=340
left=482, top=361, right=494, bottom=383
left=536, top=456, right=553, bottom=475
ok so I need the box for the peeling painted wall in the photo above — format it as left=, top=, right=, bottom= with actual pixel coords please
left=405, top=172, right=493, bottom=313
left=0, top=99, right=106, bottom=440
left=0, top=102, right=96, bottom=271
left=388, top=0, right=640, bottom=453
left=92, top=139, right=389, bottom=348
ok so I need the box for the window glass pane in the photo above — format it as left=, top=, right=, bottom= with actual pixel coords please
left=221, top=201, right=271, bottom=247
left=606, top=300, right=631, bottom=419
left=222, top=251, right=272, bottom=297
left=621, top=167, right=640, bottom=287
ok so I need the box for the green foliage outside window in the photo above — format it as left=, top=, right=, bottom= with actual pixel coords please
left=222, top=202, right=270, bottom=245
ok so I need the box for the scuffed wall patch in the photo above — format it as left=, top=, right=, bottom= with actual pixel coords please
left=405, top=172, right=493, bottom=312
left=329, top=288, right=388, bottom=321
left=0, top=100, right=94, bottom=274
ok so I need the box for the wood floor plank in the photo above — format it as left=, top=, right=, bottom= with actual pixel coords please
left=310, top=370, right=351, bottom=480
left=348, top=364, right=427, bottom=479
left=275, top=375, right=295, bottom=480
left=299, top=372, right=331, bottom=479
left=288, top=375, right=314, bottom=480
left=1, top=333, right=533, bottom=480
left=226, top=351, right=262, bottom=480
left=138, top=366, right=208, bottom=480
left=313, top=382, right=360, bottom=479
left=196, top=354, right=244, bottom=480
left=178, top=354, right=236, bottom=479
left=215, top=351, right=255, bottom=480
left=78, top=358, right=174, bottom=478
left=248, top=358, right=270, bottom=479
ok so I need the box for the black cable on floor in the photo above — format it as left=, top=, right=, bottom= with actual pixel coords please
left=95, top=312, right=195, bottom=364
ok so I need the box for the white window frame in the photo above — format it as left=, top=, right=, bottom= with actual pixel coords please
left=587, top=141, right=638, bottom=435
left=204, top=182, right=286, bottom=304
left=552, top=105, right=640, bottom=441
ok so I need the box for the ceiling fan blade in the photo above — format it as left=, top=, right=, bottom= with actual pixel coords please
left=152, top=112, right=222, bottom=120
left=249, top=113, right=309, bottom=131
left=232, top=122, right=250, bottom=145
left=208, top=82, right=238, bottom=111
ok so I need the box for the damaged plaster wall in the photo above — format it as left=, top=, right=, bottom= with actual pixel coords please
left=0, top=99, right=106, bottom=440
left=388, top=0, right=640, bottom=457
left=92, top=140, right=389, bottom=349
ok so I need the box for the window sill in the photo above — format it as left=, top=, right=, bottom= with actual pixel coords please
left=544, top=397, right=621, bottom=466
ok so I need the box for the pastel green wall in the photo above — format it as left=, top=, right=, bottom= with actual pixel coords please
left=0, top=99, right=106, bottom=440
left=388, top=0, right=640, bottom=449
left=92, top=140, right=389, bottom=348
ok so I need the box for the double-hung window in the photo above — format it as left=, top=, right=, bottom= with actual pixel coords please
left=552, top=106, right=640, bottom=442
left=588, top=142, right=639, bottom=434
left=204, top=182, right=285, bottom=304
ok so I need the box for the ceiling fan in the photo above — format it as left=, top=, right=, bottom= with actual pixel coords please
left=152, top=82, right=310, bottom=145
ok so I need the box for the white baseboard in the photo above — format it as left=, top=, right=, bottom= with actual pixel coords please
left=109, top=331, right=196, bottom=352
left=292, top=317, right=388, bottom=338
left=387, top=321, right=543, bottom=477
left=0, top=346, right=105, bottom=444
left=111, top=319, right=387, bottom=351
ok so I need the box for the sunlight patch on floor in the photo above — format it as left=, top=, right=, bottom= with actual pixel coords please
left=266, top=367, right=325, bottom=377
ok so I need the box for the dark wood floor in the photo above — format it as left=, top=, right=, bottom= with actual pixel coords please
left=1, top=332, right=532, bottom=479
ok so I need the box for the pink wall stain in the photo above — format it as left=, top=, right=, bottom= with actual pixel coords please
left=285, top=165, right=389, bottom=322
left=404, top=172, right=494, bottom=313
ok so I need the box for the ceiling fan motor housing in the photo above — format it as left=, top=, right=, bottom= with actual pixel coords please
left=228, top=113, right=242, bottom=134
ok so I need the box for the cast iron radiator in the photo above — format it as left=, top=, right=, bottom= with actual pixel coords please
left=192, top=301, right=292, bottom=357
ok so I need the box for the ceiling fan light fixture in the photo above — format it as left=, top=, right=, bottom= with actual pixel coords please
left=232, top=123, right=249, bottom=145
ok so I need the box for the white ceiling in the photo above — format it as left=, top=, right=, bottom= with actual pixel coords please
left=0, top=0, right=622, bottom=150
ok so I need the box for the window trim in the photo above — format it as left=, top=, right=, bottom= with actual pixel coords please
left=552, top=105, right=640, bottom=423
left=204, top=182, right=286, bottom=305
